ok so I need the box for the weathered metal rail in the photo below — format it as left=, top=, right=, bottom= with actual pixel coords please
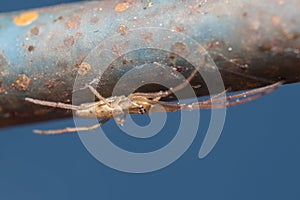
left=0, top=0, right=299, bottom=127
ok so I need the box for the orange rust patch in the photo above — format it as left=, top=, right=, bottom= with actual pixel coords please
left=174, top=25, right=185, bottom=32
left=45, top=78, right=59, bottom=89
left=171, top=42, right=189, bottom=55
left=66, top=16, right=81, bottom=29
left=272, top=16, right=280, bottom=24
left=0, top=81, right=5, bottom=93
left=12, top=74, right=31, bottom=91
left=148, top=2, right=154, bottom=7
left=13, top=11, right=38, bottom=26
left=64, top=36, right=75, bottom=47
left=77, top=62, right=91, bottom=76
left=208, top=40, right=223, bottom=49
left=118, top=25, right=129, bottom=35
left=114, top=2, right=130, bottom=12
left=30, top=26, right=39, bottom=35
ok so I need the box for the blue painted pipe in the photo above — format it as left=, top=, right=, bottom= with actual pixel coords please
left=0, top=0, right=299, bottom=127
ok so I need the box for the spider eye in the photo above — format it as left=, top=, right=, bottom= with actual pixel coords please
left=138, top=106, right=147, bottom=114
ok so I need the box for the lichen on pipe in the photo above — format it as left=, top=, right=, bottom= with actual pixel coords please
left=0, top=0, right=299, bottom=127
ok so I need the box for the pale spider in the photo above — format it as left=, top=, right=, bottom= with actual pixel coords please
left=25, top=67, right=282, bottom=135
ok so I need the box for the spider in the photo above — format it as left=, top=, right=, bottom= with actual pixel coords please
left=25, top=67, right=282, bottom=135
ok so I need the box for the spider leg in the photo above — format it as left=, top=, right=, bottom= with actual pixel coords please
left=86, top=85, right=113, bottom=108
left=33, top=118, right=109, bottom=135
left=25, top=97, right=103, bottom=110
left=115, top=113, right=127, bottom=126
left=25, top=97, right=82, bottom=110
left=186, top=81, right=283, bottom=109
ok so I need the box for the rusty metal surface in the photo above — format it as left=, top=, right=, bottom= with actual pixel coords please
left=0, top=0, right=299, bottom=127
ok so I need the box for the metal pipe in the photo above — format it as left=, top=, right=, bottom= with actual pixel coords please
left=0, top=0, right=299, bottom=127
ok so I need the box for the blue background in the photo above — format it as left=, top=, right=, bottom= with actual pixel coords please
left=1, top=0, right=300, bottom=199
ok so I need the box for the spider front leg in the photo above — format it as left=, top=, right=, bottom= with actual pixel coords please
left=86, top=85, right=113, bottom=108
left=33, top=118, right=109, bottom=135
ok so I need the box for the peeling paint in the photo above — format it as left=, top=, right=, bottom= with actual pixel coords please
left=13, top=11, right=38, bottom=26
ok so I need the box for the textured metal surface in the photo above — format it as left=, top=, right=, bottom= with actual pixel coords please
left=0, top=0, right=299, bottom=127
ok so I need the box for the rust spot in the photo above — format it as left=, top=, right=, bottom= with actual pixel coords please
left=30, top=26, right=39, bottom=35
left=13, top=11, right=38, bottom=26
left=0, top=54, right=9, bottom=76
left=143, top=1, right=154, bottom=9
left=34, top=109, right=51, bottom=116
left=272, top=16, right=280, bottom=24
left=291, top=32, right=300, bottom=40
left=208, top=40, right=223, bottom=49
left=13, top=112, right=30, bottom=118
left=64, top=36, right=75, bottom=47
left=142, top=32, right=153, bottom=43
left=122, top=59, right=133, bottom=65
left=0, top=81, right=5, bottom=93
left=53, top=16, right=63, bottom=22
left=77, top=62, right=91, bottom=76
left=12, top=74, right=31, bottom=91
left=242, top=12, right=248, bottom=17
left=90, top=16, right=100, bottom=24
left=45, top=78, right=59, bottom=89
left=118, top=25, right=129, bottom=35
left=114, top=2, right=130, bottom=12
left=171, top=42, right=189, bottom=55
left=148, top=2, right=154, bottom=7
left=66, top=16, right=81, bottom=29
left=172, top=66, right=185, bottom=73
left=259, top=44, right=272, bottom=52
left=75, top=32, right=83, bottom=38
left=28, top=45, right=35, bottom=52
left=112, top=45, right=123, bottom=57
left=175, top=25, right=185, bottom=32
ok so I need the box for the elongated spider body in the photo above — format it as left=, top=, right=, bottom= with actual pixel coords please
left=25, top=66, right=283, bottom=135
